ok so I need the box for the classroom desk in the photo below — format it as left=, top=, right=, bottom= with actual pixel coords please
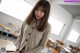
left=46, top=39, right=72, bottom=53
left=11, top=32, right=18, bottom=38
left=0, top=24, right=11, bottom=39
left=47, top=47, right=59, bottom=53
left=57, top=44, right=72, bottom=53
left=0, top=24, right=19, bottom=39
left=0, top=24, right=11, bottom=31
left=46, top=39, right=60, bottom=53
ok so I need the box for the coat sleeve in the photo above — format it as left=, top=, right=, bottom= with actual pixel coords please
left=27, top=24, right=51, bottom=53
left=15, top=22, right=26, bottom=50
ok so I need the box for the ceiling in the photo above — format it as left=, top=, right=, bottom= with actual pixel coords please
left=24, top=0, right=80, bottom=16
left=1, top=0, right=80, bottom=17
left=24, top=0, right=53, bottom=5
left=53, top=0, right=80, bottom=16
left=57, top=0, right=80, bottom=30
left=0, top=0, right=2, bottom=4
left=60, top=5, right=80, bottom=16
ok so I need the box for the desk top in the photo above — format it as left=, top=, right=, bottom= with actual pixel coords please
left=57, top=44, right=72, bottom=53
left=0, top=24, right=11, bottom=31
left=11, top=32, right=19, bottom=37
left=46, top=39, right=60, bottom=53
left=48, top=47, right=59, bottom=53
left=46, top=39, right=72, bottom=53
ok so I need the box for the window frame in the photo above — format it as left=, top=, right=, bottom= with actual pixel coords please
left=67, top=29, right=80, bottom=43
left=48, top=16, right=65, bottom=36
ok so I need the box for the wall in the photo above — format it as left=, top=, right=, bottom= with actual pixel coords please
left=0, top=12, right=23, bottom=33
left=48, top=1, right=80, bottom=47
left=0, top=0, right=2, bottom=4
left=73, top=16, right=80, bottom=47
left=50, top=2, right=80, bottom=47
left=49, top=2, right=73, bottom=42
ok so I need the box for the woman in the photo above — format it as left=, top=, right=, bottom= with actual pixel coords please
left=15, top=0, right=51, bottom=53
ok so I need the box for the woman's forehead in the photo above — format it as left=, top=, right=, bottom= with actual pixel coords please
left=36, top=6, right=45, bottom=10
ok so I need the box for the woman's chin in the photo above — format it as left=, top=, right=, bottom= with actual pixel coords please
left=36, top=18, right=41, bottom=20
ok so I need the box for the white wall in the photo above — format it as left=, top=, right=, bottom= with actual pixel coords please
left=49, top=2, right=73, bottom=41
left=49, top=1, right=80, bottom=47
left=63, top=17, right=80, bottom=47
left=0, top=0, right=1, bottom=4
left=50, top=2, right=80, bottom=47
left=0, top=12, right=23, bottom=33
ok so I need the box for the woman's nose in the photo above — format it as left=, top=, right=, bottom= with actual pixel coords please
left=37, top=11, right=41, bottom=15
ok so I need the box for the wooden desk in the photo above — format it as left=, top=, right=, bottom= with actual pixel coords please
left=0, top=24, right=11, bottom=31
left=48, top=47, right=59, bottom=53
left=46, top=39, right=72, bottom=53
left=0, top=24, right=19, bottom=39
left=0, top=24, right=11, bottom=39
left=46, top=39, right=60, bottom=53
left=57, top=44, right=72, bottom=53
left=11, top=32, right=18, bottom=38
left=56, top=40, right=64, bottom=45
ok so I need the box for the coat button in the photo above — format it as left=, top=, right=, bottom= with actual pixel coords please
left=26, top=39, right=28, bottom=41
left=32, top=27, right=34, bottom=29
left=29, top=33, right=31, bottom=35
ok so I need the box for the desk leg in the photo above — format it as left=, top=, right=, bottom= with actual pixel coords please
left=5, top=30, right=9, bottom=40
left=0, top=28, right=4, bottom=38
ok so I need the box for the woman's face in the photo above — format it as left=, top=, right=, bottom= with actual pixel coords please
left=35, top=6, right=45, bottom=20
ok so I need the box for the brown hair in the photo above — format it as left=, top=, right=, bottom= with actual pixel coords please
left=25, top=0, right=50, bottom=32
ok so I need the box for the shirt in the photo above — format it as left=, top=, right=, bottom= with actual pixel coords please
left=15, top=19, right=51, bottom=53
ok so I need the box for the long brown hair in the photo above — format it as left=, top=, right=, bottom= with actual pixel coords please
left=25, top=0, right=50, bottom=32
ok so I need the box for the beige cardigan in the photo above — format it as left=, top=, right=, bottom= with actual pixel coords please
left=15, top=20, right=51, bottom=53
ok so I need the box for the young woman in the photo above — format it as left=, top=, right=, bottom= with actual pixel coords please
left=15, top=0, right=51, bottom=53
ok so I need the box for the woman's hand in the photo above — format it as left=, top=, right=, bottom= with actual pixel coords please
left=14, top=51, right=20, bottom=53
left=14, top=49, right=20, bottom=53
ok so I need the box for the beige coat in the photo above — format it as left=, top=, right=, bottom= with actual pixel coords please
left=15, top=20, right=51, bottom=53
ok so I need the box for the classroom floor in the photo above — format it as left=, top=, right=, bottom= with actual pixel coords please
left=0, top=34, right=49, bottom=53
left=0, top=31, right=17, bottom=43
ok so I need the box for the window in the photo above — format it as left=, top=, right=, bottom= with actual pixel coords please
left=0, top=0, right=33, bottom=21
left=67, top=29, right=80, bottom=43
left=48, top=16, right=64, bottom=35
